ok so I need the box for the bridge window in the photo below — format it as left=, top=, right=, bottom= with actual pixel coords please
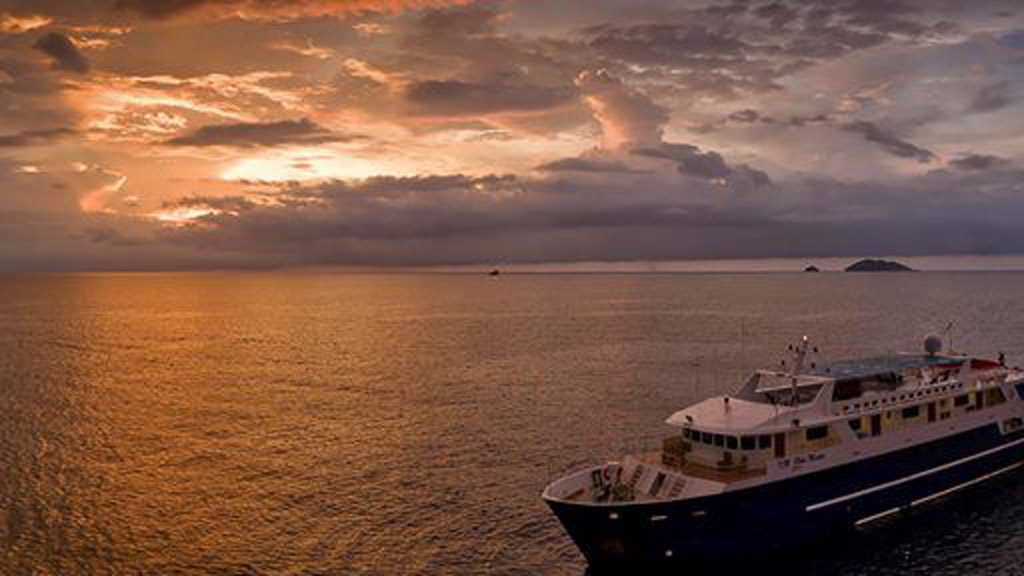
left=806, top=425, right=829, bottom=441
left=726, top=436, right=738, bottom=450
left=713, top=434, right=725, bottom=447
left=741, top=436, right=756, bottom=450
left=758, top=435, right=772, bottom=449
left=701, top=431, right=712, bottom=444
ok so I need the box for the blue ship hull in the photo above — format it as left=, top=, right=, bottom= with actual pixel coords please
left=546, top=423, right=1024, bottom=571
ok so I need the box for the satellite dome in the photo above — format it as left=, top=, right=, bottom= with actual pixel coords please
left=924, top=334, right=943, bottom=356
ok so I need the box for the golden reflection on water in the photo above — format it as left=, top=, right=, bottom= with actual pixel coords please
left=3, top=272, right=1024, bottom=574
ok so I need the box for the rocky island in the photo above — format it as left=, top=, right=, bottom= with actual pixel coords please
left=844, top=259, right=914, bottom=272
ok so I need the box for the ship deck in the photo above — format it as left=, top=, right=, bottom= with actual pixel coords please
left=635, top=451, right=767, bottom=483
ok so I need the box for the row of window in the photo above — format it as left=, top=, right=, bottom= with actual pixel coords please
left=683, top=428, right=772, bottom=450
left=684, top=387, right=1010, bottom=451
left=840, top=382, right=965, bottom=413
left=847, top=388, right=1009, bottom=436
left=683, top=425, right=831, bottom=449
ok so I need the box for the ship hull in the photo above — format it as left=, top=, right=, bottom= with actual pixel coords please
left=546, top=422, right=1024, bottom=571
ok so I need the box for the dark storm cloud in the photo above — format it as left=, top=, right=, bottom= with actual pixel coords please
left=536, top=157, right=643, bottom=174
left=0, top=127, right=77, bottom=147
left=165, top=118, right=359, bottom=147
left=114, top=0, right=207, bottom=18
left=842, top=121, right=935, bottom=163
left=96, top=160, right=1024, bottom=268
left=584, top=23, right=750, bottom=65
left=134, top=171, right=776, bottom=267
left=32, top=32, right=90, bottom=74
left=634, top=143, right=772, bottom=186
left=576, top=0, right=952, bottom=99
left=829, top=0, right=925, bottom=36
left=968, top=81, right=1013, bottom=113
left=949, top=153, right=1007, bottom=171
left=998, top=29, right=1024, bottom=48
left=728, top=109, right=775, bottom=124
left=634, top=144, right=732, bottom=180
left=403, top=79, right=576, bottom=116
left=580, top=22, right=771, bottom=98
left=787, top=113, right=830, bottom=127
left=753, top=2, right=800, bottom=27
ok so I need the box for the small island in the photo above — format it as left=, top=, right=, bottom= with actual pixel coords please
left=844, top=259, right=914, bottom=272
left=804, top=265, right=820, bottom=272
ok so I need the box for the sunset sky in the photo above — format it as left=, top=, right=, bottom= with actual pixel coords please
left=1, top=0, right=1022, bottom=270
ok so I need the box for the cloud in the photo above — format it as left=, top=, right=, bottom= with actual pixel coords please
left=752, top=2, right=799, bottom=28
left=727, top=109, right=774, bottom=124
left=968, top=81, right=1013, bottom=113
left=998, top=29, right=1024, bottom=49
left=165, top=118, right=359, bottom=147
left=634, top=143, right=771, bottom=186
left=842, top=120, right=935, bottom=163
left=0, top=12, right=53, bottom=33
left=130, top=171, right=770, bottom=266
left=404, top=79, right=576, bottom=116
left=268, top=39, right=334, bottom=60
left=575, top=69, right=667, bottom=148
left=0, top=127, right=77, bottom=147
left=577, top=3, right=916, bottom=101
left=32, top=32, right=90, bottom=73
left=571, top=69, right=769, bottom=185
left=113, top=0, right=472, bottom=21
left=949, top=153, right=1007, bottom=171
left=536, top=157, right=642, bottom=174
left=91, top=159, right=1024, bottom=268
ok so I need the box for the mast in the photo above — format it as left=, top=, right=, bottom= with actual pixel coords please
left=789, top=335, right=817, bottom=405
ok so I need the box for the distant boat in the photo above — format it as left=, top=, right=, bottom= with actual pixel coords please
left=489, top=269, right=501, bottom=277
left=543, top=335, right=1024, bottom=569
left=845, top=258, right=914, bottom=272
left=804, top=265, right=820, bottom=272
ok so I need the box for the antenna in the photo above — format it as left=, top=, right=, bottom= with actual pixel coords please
left=791, top=335, right=812, bottom=376
left=788, top=336, right=818, bottom=405
left=942, top=321, right=955, bottom=354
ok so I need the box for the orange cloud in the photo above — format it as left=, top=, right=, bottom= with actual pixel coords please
left=79, top=167, right=129, bottom=213
left=114, top=0, right=474, bottom=21
left=576, top=70, right=667, bottom=150
left=0, top=12, right=52, bottom=33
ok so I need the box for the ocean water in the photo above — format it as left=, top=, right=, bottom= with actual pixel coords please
left=1, top=272, right=1023, bottom=575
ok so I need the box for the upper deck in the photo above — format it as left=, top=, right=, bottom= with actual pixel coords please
left=544, top=338, right=1024, bottom=507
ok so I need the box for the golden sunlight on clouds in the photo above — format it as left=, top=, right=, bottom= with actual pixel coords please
left=151, top=206, right=218, bottom=224
left=269, top=39, right=335, bottom=60
left=119, top=0, right=473, bottom=21
left=343, top=59, right=398, bottom=87
left=1, top=0, right=1022, bottom=273
left=0, top=13, right=52, bottom=34
left=83, top=86, right=251, bottom=135
left=220, top=149, right=387, bottom=182
left=80, top=170, right=128, bottom=213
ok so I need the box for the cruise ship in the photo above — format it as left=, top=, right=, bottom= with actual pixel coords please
left=542, top=336, right=1024, bottom=570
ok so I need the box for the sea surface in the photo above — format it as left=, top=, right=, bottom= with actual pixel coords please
left=1, top=272, right=1023, bottom=575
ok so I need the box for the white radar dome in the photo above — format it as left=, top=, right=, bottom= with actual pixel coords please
left=924, top=334, right=943, bottom=356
